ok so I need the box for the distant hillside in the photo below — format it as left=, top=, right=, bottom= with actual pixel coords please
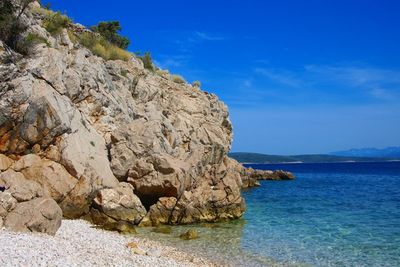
left=331, top=146, right=400, bottom=158
left=229, top=152, right=400, bottom=164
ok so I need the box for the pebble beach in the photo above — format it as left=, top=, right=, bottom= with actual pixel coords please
left=0, top=220, right=220, bottom=267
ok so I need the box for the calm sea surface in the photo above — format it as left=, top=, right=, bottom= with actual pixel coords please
left=136, top=162, right=400, bottom=266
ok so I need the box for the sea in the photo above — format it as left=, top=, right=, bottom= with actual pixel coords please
left=136, top=161, right=400, bottom=266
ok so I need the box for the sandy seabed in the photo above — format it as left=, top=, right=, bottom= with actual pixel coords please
left=0, top=219, right=221, bottom=267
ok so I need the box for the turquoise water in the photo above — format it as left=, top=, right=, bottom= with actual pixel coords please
left=136, top=162, right=400, bottom=266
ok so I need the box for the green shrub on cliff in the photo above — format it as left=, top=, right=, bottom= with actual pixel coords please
left=156, top=69, right=170, bottom=78
left=171, top=74, right=186, bottom=84
left=141, top=52, right=155, bottom=71
left=91, top=21, right=130, bottom=49
left=16, top=32, right=50, bottom=54
left=43, top=12, right=71, bottom=35
left=192, top=80, right=201, bottom=88
left=78, top=32, right=131, bottom=61
left=31, top=5, right=54, bottom=17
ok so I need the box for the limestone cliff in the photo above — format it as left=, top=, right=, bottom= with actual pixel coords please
left=0, top=1, right=246, bottom=233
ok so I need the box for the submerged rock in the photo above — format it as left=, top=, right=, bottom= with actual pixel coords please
left=179, top=229, right=199, bottom=240
left=152, top=225, right=172, bottom=234
left=100, top=221, right=137, bottom=234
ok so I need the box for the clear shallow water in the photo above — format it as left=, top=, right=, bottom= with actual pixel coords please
left=136, top=162, right=400, bottom=266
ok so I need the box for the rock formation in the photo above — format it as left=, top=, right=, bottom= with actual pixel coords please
left=0, top=1, right=294, bottom=234
left=0, top=1, right=246, bottom=233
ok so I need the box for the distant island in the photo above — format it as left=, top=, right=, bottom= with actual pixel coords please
left=330, top=146, right=400, bottom=158
left=229, top=152, right=400, bottom=164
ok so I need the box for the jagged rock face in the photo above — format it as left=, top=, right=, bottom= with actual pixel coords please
left=0, top=2, right=245, bottom=231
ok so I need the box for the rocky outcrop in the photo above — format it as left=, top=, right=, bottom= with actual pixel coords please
left=248, top=169, right=295, bottom=180
left=241, top=166, right=295, bottom=188
left=220, top=158, right=295, bottom=188
left=0, top=1, right=246, bottom=232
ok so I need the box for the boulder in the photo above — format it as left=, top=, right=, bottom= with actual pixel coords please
left=0, top=169, right=63, bottom=235
left=91, top=182, right=146, bottom=225
left=4, top=197, right=62, bottom=235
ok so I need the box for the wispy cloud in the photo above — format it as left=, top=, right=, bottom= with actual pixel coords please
left=254, top=68, right=303, bottom=87
left=242, top=79, right=253, bottom=88
left=164, top=30, right=227, bottom=49
left=154, top=54, right=191, bottom=69
left=304, top=65, right=400, bottom=86
left=304, top=65, right=400, bottom=100
left=369, top=88, right=394, bottom=100
left=195, top=31, right=226, bottom=41
left=253, top=64, right=400, bottom=101
left=154, top=30, right=227, bottom=69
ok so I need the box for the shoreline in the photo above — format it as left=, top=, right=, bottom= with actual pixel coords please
left=243, top=160, right=400, bottom=164
left=0, top=219, right=221, bottom=267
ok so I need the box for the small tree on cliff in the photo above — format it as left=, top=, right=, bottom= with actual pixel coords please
left=141, top=52, right=155, bottom=71
left=91, top=21, right=130, bottom=49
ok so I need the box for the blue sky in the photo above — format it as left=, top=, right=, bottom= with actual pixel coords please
left=46, top=0, right=400, bottom=154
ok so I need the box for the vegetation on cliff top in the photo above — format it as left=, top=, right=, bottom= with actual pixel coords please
left=43, top=11, right=71, bottom=35
left=77, top=32, right=132, bottom=61
left=90, top=21, right=130, bottom=50
left=0, top=1, right=201, bottom=86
